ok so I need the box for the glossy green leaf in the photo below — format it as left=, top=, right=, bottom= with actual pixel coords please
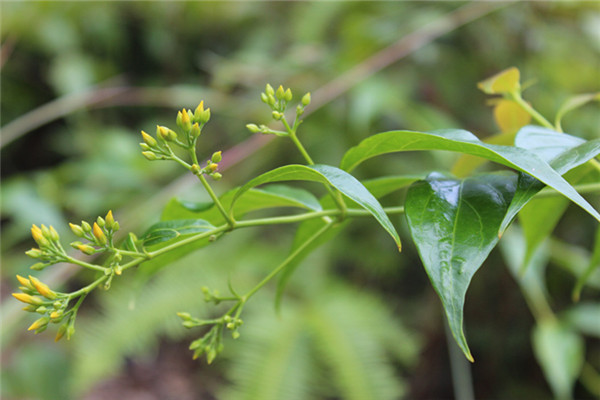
left=232, top=164, right=401, bottom=250
left=275, top=174, right=421, bottom=309
left=498, top=127, right=600, bottom=235
left=405, top=172, right=517, bottom=361
left=162, top=185, right=322, bottom=225
left=532, top=320, right=584, bottom=400
left=340, top=129, right=600, bottom=222
left=141, top=219, right=215, bottom=247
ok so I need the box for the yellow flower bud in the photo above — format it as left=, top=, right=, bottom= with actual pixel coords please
left=12, top=292, right=44, bottom=305
left=69, top=223, right=85, bottom=237
left=55, top=324, right=67, bottom=342
left=180, top=108, right=192, bottom=132
left=25, top=248, right=43, bottom=258
left=50, top=310, right=63, bottom=319
left=246, top=124, right=260, bottom=133
left=93, top=223, right=107, bottom=246
left=191, top=164, right=202, bottom=175
left=16, top=275, right=34, bottom=290
left=28, top=317, right=50, bottom=331
left=31, top=225, right=49, bottom=247
left=77, top=244, right=96, bottom=255
left=199, top=108, right=211, bottom=124
left=29, top=275, right=56, bottom=299
left=141, top=130, right=158, bottom=147
left=211, top=151, right=222, bottom=163
left=190, top=123, right=201, bottom=139
left=265, top=84, right=275, bottom=96
left=49, top=226, right=60, bottom=241
left=284, top=88, right=292, bottom=102
left=157, top=125, right=177, bottom=141
left=105, top=210, right=115, bottom=230
left=302, top=92, right=311, bottom=106
left=276, top=85, right=285, bottom=100
left=142, top=151, right=158, bottom=161
left=194, top=100, right=205, bottom=121
left=41, top=224, right=51, bottom=239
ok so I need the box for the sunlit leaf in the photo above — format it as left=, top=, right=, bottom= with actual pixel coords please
left=493, top=99, right=531, bottom=133
left=340, top=128, right=600, bottom=222
left=477, top=67, right=520, bottom=94
left=232, top=164, right=401, bottom=250
left=405, top=172, right=517, bottom=361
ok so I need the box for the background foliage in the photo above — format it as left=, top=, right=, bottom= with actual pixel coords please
left=1, top=2, right=599, bottom=399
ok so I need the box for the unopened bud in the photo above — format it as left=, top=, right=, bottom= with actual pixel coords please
left=12, top=293, right=44, bottom=305
left=207, top=163, right=218, bottom=173
left=69, top=223, right=84, bottom=237
left=81, top=221, right=92, bottom=233
left=16, top=275, right=34, bottom=290
left=28, top=317, right=50, bottom=331
left=29, top=275, right=56, bottom=299
left=31, top=225, right=49, bottom=247
left=112, top=221, right=120, bottom=232
left=141, top=131, right=158, bottom=147
left=30, top=262, right=48, bottom=271
left=226, top=322, right=235, bottom=330
left=25, top=248, right=43, bottom=258
left=180, top=109, right=192, bottom=132
left=36, top=306, right=47, bottom=314
left=93, top=223, right=107, bottom=246
left=246, top=123, right=260, bottom=133
left=182, top=321, right=197, bottom=329
left=114, top=265, right=122, bottom=275
left=276, top=85, right=285, bottom=100
left=139, top=143, right=151, bottom=151
left=232, top=331, right=240, bottom=339
left=50, top=310, right=63, bottom=319
left=199, top=108, right=211, bottom=124
left=190, top=122, right=201, bottom=139
left=49, top=226, right=60, bottom=242
left=284, top=88, right=292, bottom=102
left=142, top=151, right=158, bottom=161
left=211, top=151, right=222, bottom=163
left=265, top=84, right=275, bottom=96
left=55, top=324, right=67, bottom=342
left=105, top=210, right=115, bottom=230
left=211, top=172, right=222, bottom=181
left=267, top=94, right=276, bottom=106
left=191, top=164, right=202, bottom=175
left=296, top=105, right=304, bottom=116
left=77, top=244, right=96, bottom=255
left=41, top=225, right=51, bottom=239
left=260, top=93, right=269, bottom=103
left=66, top=324, right=75, bottom=340
left=302, top=92, right=311, bottom=106
left=157, top=125, right=177, bottom=141
left=194, top=101, right=205, bottom=121
left=177, top=312, right=192, bottom=321
left=272, top=111, right=282, bottom=120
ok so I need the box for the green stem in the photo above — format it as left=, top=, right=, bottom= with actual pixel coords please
left=65, top=256, right=108, bottom=273
left=535, top=182, right=600, bottom=198
left=509, top=91, right=554, bottom=130
left=196, top=173, right=235, bottom=228
left=67, top=275, right=108, bottom=299
left=244, top=221, right=335, bottom=300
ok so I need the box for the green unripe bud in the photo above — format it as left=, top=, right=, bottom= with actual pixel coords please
left=265, top=83, right=275, bottom=96
left=28, top=317, right=50, bottom=331
left=267, top=94, right=276, bottom=106
left=142, top=151, right=158, bottom=161
left=207, top=163, right=218, bottom=173
left=272, top=111, right=282, bottom=120
left=177, top=312, right=192, bottom=321
left=69, top=223, right=84, bottom=237
left=49, top=226, right=60, bottom=242
left=157, top=125, right=177, bottom=142
left=77, top=244, right=96, bottom=255
left=139, top=143, right=151, bottom=151
left=302, top=92, right=311, bottom=106
left=223, top=315, right=232, bottom=323
left=199, top=108, right=211, bottom=124
left=30, top=262, right=48, bottom=271
left=193, top=101, right=205, bottom=122
left=246, top=123, right=260, bottom=133
left=66, top=324, right=75, bottom=340
left=41, top=225, right=51, bottom=239
left=36, top=306, right=48, bottom=314
left=105, top=210, right=115, bottom=230
left=141, top=131, right=157, bottom=147
left=284, top=88, right=292, bottom=102
left=70, top=241, right=83, bottom=249
left=96, top=217, right=105, bottom=228
left=211, top=151, right=222, bottom=163
left=112, top=221, right=120, bottom=232
left=183, top=321, right=197, bottom=329
left=26, top=248, right=43, bottom=258
left=276, top=85, right=285, bottom=100
left=55, top=324, right=67, bottom=342
left=296, top=105, right=304, bottom=116
left=81, top=221, right=92, bottom=233
left=232, top=331, right=240, bottom=339
left=191, top=164, right=202, bottom=175
left=226, top=322, right=235, bottom=330
left=212, top=172, right=222, bottom=181
left=207, top=348, right=217, bottom=364
left=180, top=109, right=192, bottom=132
left=260, top=93, right=269, bottom=103
left=190, top=122, right=201, bottom=139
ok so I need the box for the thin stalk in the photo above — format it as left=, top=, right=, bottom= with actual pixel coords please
left=535, top=182, right=600, bottom=198
left=64, top=256, right=107, bottom=273
left=509, top=91, right=554, bottom=130
left=67, top=275, right=109, bottom=299
left=196, top=174, right=236, bottom=228
left=243, top=221, right=334, bottom=300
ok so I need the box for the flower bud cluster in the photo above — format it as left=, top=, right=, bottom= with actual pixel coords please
left=12, top=275, right=75, bottom=341
left=25, top=224, right=68, bottom=270
left=247, top=84, right=311, bottom=136
left=69, top=210, right=119, bottom=255
left=190, top=151, right=223, bottom=181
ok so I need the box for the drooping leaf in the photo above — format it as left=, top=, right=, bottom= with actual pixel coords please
left=161, top=185, right=322, bottom=225
left=477, top=66, right=520, bottom=94
left=532, top=320, right=584, bottom=400
left=405, top=172, right=517, bottom=361
left=141, top=219, right=215, bottom=247
left=275, top=174, right=421, bottom=310
left=231, top=164, right=401, bottom=250
left=498, top=127, right=600, bottom=235
left=339, top=129, right=600, bottom=222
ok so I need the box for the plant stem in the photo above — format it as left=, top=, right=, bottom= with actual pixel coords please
left=509, top=91, right=554, bottom=130
left=196, top=173, right=236, bottom=228
left=65, top=256, right=108, bottom=273
left=243, top=221, right=335, bottom=300
left=67, top=275, right=109, bottom=299
left=445, top=321, right=475, bottom=400
left=535, top=182, right=600, bottom=198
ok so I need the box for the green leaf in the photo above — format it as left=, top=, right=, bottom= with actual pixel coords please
left=141, top=219, right=215, bottom=247
left=275, top=174, right=421, bottom=310
left=161, top=185, right=322, bottom=225
left=572, top=225, right=600, bottom=302
left=232, top=164, right=401, bottom=250
left=561, top=303, right=600, bottom=339
left=339, top=129, right=600, bottom=222
left=477, top=66, right=520, bottom=94
left=405, top=172, right=517, bottom=361
left=555, top=92, right=600, bottom=131
left=498, top=127, right=600, bottom=235
left=532, top=320, right=584, bottom=400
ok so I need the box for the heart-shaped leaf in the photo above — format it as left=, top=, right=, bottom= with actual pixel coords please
left=232, top=164, right=401, bottom=250
left=340, top=129, right=600, bottom=222
left=405, top=172, right=517, bottom=361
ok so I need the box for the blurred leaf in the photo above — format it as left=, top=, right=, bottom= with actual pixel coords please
left=532, top=320, right=584, bottom=400
left=555, top=92, right=600, bottom=131
left=451, top=131, right=516, bottom=178
left=161, top=185, right=322, bottom=225
left=572, top=225, right=600, bottom=302
left=561, top=303, right=600, bottom=339
left=232, top=164, right=401, bottom=250
left=340, top=129, right=600, bottom=223
left=141, top=219, right=215, bottom=247
left=477, top=66, right=520, bottom=94
left=405, top=172, right=517, bottom=361
left=493, top=99, right=531, bottom=133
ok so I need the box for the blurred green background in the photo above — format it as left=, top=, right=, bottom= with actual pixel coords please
left=1, top=2, right=599, bottom=399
